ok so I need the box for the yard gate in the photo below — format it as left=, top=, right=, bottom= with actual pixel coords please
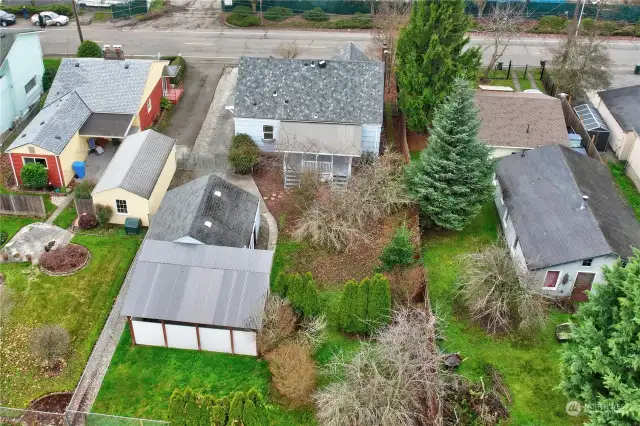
left=75, top=198, right=95, bottom=217
left=0, top=194, right=46, bottom=217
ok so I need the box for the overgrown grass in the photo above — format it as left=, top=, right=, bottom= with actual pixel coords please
left=0, top=234, right=141, bottom=407
left=92, top=11, right=112, bottom=22
left=424, top=203, right=582, bottom=425
left=609, top=161, right=640, bottom=220
left=52, top=203, right=77, bottom=229
left=0, top=216, right=38, bottom=247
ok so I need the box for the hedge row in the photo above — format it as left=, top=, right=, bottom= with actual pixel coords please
left=273, top=272, right=321, bottom=318
left=3, top=4, right=73, bottom=17
left=529, top=15, right=640, bottom=36
left=227, top=5, right=261, bottom=27
left=264, top=6, right=292, bottom=22
left=161, top=55, right=187, bottom=85
left=339, top=274, right=391, bottom=335
left=168, top=388, right=267, bottom=426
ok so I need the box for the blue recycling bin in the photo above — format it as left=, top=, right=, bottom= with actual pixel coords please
left=72, top=161, right=86, bottom=179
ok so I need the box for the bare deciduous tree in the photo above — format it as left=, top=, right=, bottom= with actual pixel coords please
left=474, top=0, right=488, bottom=18
left=274, top=42, right=299, bottom=59
left=482, top=2, right=528, bottom=78
left=550, top=34, right=612, bottom=99
left=265, top=341, right=317, bottom=408
left=256, top=295, right=297, bottom=355
left=315, top=307, right=446, bottom=426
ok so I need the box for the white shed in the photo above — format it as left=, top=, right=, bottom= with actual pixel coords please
left=121, top=240, right=273, bottom=356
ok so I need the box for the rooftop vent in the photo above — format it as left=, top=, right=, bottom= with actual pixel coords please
left=273, top=90, right=277, bottom=97
left=303, top=63, right=309, bottom=66
left=55, top=135, right=61, bottom=140
left=21, top=133, right=26, bottom=138
left=318, top=60, right=326, bottom=69
left=580, top=195, right=589, bottom=210
left=204, top=221, right=212, bottom=228
left=75, top=63, right=80, bottom=67
left=124, top=64, right=130, bottom=69
left=214, top=190, right=222, bottom=197
left=311, top=61, right=315, bottom=68
left=284, top=100, right=289, bottom=104
left=40, top=121, right=45, bottom=125
left=252, top=102, right=257, bottom=106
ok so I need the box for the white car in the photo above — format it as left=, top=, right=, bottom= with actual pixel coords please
left=31, top=11, right=69, bottom=26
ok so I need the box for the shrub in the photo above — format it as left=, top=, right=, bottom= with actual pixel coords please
left=227, top=392, right=245, bottom=425
left=28, top=324, right=70, bottom=369
left=339, top=274, right=391, bottom=334
left=228, top=134, right=261, bottom=174
left=40, top=244, right=90, bottom=273
left=265, top=342, right=316, bottom=407
left=78, top=213, right=98, bottom=230
left=257, top=295, right=297, bottom=355
left=42, top=67, right=57, bottom=92
left=227, top=6, right=261, bottom=27
left=580, top=17, right=596, bottom=33
left=264, top=6, right=293, bottom=22
left=0, top=231, right=8, bottom=246
left=170, top=56, right=187, bottom=84
left=322, top=13, right=372, bottom=29
left=21, top=163, right=48, bottom=189
left=95, top=204, right=113, bottom=225
left=302, top=7, right=328, bottom=22
left=231, top=5, right=251, bottom=18
left=168, top=388, right=267, bottom=426
left=74, top=181, right=94, bottom=199
left=77, top=40, right=103, bottom=58
left=379, top=223, right=416, bottom=271
left=273, top=272, right=321, bottom=317
left=532, top=15, right=568, bottom=34
left=160, top=97, right=173, bottom=110
left=274, top=42, right=299, bottom=58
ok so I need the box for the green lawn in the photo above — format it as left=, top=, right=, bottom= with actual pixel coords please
left=424, top=203, right=581, bottom=425
left=0, top=216, right=38, bottom=247
left=43, top=58, right=62, bottom=71
left=0, top=234, right=141, bottom=407
left=609, top=161, right=640, bottom=220
left=52, top=203, right=77, bottom=229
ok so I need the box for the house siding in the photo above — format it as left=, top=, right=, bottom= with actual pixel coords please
left=137, top=78, right=163, bottom=130
left=234, top=117, right=281, bottom=149
left=492, top=147, right=527, bottom=158
left=58, top=134, right=88, bottom=186
left=624, top=133, right=640, bottom=190
left=92, top=188, right=151, bottom=226
left=588, top=91, right=634, bottom=160
left=361, top=124, right=381, bottom=155
left=9, top=149, right=63, bottom=188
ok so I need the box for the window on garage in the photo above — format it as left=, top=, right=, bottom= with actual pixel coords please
left=115, top=199, right=128, bottom=214
left=23, top=157, right=47, bottom=168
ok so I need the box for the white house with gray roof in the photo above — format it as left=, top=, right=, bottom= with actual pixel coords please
left=495, top=145, right=640, bottom=301
left=233, top=43, right=384, bottom=188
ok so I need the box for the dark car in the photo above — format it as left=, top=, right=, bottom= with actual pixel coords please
left=0, top=10, right=17, bottom=27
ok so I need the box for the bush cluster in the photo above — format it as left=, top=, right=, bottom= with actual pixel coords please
left=378, top=223, right=416, bottom=271
left=78, top=213, right=98, bottom=230
left=95, top=204, right=113, bottom=225
left=580, top=18, right=639, bottom=36
left=168, top=388, right=267, bottom=426
left=74, top=181, right=95, bottom=199
left=532, top=15, right=568, bottom=33
left=339, top=274, right=391, bottom=335
left=0, top=231, right=7, bottom=246
left=302, top=7, right=329, bottom=22
left=227, top=5, right=261, bottom=27
left=28, top=324, right=70, bottom=369
left=228, top=134, right=261, bottom=174
left=264, top=6, right=292, bottom=22
left=20, top=163, right=48, bottom=190
left=3, top=4, right=73, bottom=17
left=273, top=272, right=321, bottom=317
left=77, top=40, right=103, bottom=58
left=42, top=68, right=57, bottom=92
left=159, top=55, right=188, bottom=85
left=320, top=13, right=371, bottom=29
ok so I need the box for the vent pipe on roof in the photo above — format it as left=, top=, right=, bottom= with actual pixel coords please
left=75, top=63, right=80, bottom=67
left=319, top=60, right=326, bottom=69
left=214, top=190, right=221, bottom=197
left=580, top=195, right=589, bottom=210
left=204, top=221, right=212, bottom=228
left=526, top=124, right=530, bottom=133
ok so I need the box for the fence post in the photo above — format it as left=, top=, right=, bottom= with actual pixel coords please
left=524, top=64, right=528, bottom=78
left=507, top=60, right=512, bottom=80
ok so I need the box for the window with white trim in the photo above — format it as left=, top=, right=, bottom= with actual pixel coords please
left=263, top=125, right=274, bottom=140
left=24, top=76, right=37, bottom=94
left=115, top=199, right=128, bottom=214
left=582, top=258, right=593, bottom=267
left=543, top=270, right=561, bottom=289
left=23, top=157, right=47, bottom=168
left=146, top=98, right=152, bottom=113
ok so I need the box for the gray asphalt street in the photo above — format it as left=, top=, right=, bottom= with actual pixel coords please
left=35, top=25, right=640, bottom=68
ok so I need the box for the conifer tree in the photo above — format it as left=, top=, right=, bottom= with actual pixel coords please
left=242, top=400, right=260, bottom=426
left=168, top=389, right=186, bottom=426
left=396, top=0, right=481, bottom=130
left=405, top=78, right=495, bottom=230
left=227, top=392, right=244, bottom=425
left=379, top=223, right=415, bottom=271
left=339, top=280, right=359, bottom=333
left=366, top=274, right=392, bottom=334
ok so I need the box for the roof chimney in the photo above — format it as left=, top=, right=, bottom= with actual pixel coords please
left=580, top=195, right=589, bottom=210
left=104, top=44, right=125, bottom=60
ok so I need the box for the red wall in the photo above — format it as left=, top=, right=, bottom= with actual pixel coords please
left=10, top=153, right=64, bottom=188
left=138, top=78, right=163, bottom=130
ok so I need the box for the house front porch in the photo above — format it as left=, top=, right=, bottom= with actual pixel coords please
left=283, top=153, right=352, bottom=189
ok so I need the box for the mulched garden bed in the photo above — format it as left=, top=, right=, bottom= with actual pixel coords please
left=39, top=244, right=90, bottom=275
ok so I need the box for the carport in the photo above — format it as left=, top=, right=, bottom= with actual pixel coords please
left=121, top=240, right=273, bottom=356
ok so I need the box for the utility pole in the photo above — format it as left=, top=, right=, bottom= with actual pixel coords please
left=575, top=0, right=586, bottom=36
left=72, top=0, right=84, bottom=43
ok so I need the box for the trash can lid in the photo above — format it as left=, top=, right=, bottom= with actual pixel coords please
left=125, top=217, right=141, bottom=226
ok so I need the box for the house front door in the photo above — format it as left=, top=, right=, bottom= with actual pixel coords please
left=571, top=272, right=596, bottom=302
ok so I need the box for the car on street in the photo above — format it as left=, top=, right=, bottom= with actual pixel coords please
left=31, top=11, right=69, bottom=26
left=0, top=10, right=17, bottom=26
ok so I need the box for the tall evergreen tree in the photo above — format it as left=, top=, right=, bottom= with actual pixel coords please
left=379, top=223, right=416, bottom=271
left=366, top=274, right=392, bottom=334
left=405, top=78, right=495, bottom=230
left=561, top=252, right=640, bottom=425
left=339, top=280, right=359, bottom=333
left=396, top=0, right=481, bottom=131
left=168, top=389, right=186, bottom=426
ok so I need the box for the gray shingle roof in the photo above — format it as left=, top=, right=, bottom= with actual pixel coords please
left=234, top=54, right=384, bottom=125
left=330, top=42, right=370, bottom=62
left=6, top=92, right=91, bottom=154
left=0, top=29, right=41, bottom=67
left=92, top=130, right=175, bottom=199
left=121, top=240, right=273, bottom=329
left=597, top=85, right=640, bottom=134
left=45, top=58, right=153, bottom=114
left=497, top=145, right=640, bottom=269
left=475, top=91, right=570, bottom=149
left=146, top=174, right=259, bottom=248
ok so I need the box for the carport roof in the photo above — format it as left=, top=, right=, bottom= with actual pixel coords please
left=79, top=113, right=134, bottom=138
left=121, top=240, right=273, bottom=329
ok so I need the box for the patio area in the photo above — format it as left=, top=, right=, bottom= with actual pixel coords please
left=76, top=143, right=116, bottom=184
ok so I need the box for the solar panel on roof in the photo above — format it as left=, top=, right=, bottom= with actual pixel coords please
left=574, top=104, right=609, bottom=132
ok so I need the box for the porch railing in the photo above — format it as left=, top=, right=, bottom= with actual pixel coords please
left=164, top=83, right=184, bottom=104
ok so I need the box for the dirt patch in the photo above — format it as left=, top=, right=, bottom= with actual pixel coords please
left=253, top=163, right=300, bottom=230
left=0, top=392, right=71, bottom=426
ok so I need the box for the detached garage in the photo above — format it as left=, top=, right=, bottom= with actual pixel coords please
left=121, top=239, right=273, bottom=356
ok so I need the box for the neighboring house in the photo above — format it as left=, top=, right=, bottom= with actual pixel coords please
left=494, top=145, right=640, bottom=301
left=146, top=174, right=261, bottom=249
left=5, top=57, right=180, bottom=189
left=234, top=42, right=384, bottom=188
left=92, top=130, right=176, bottom=227
left=0, top=29, right=44, bottom=134
left=475, top=91, right=571, bottom=158
left=121, top=239, right=273, bottom=356
left=587, top=85, right=640, bottom=189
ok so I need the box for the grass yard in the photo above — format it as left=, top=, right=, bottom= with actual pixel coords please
left=0, top=216, right=38, bottom=247
left=609, top=161, right=640, bottom=220
left=424, top=203, right=582, bottom=425
left=52, top=203, right=77, bottom=229
left=0, top=234, right=141, bottom=408
left=43, top=58, right=62, bottom=71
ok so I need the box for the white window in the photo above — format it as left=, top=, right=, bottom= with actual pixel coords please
left=24, top=76, right=37, bottom=95
left=115, top=199, right=128, bottom=214
left=263, top=125, right=274, bottom=140
left=543, top=270, right=561, bottom=289
left=582, top=258, right=593, bottom=267
left=146, top=98, right=152, bottom=113
left=23, top=157, right=47, bottom=168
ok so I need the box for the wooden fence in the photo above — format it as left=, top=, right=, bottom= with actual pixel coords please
left=0, top=194, right=46, bottom=217
left=75, top=198, right=95, bottom=216
left=560, top=98, right=605, bottom=164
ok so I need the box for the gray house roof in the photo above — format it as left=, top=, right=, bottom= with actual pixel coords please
left=45, top=58, right=154, bottom=114
left=92, top=130, right=175, bottom=199
left=234, top=52, right=384, bottom=125
left=330, top=42, right=370, bottom=62
left=6, top=92, right=91, bottom=154
left=597, top=85, right=640, bottom=134
left=121, top=240, right=273, bottom=329
left=146, top=174, right=260, bottom=248
left=497, top=145, right=640, bottom=269
left=0, top=29, right=42, bottom=68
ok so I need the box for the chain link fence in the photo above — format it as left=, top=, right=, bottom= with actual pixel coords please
left=0, top=407, right=168, bottom=426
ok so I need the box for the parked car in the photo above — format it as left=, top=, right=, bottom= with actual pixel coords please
left=0, top=10, right=16, bottom=27
left=31, top=11, right=69, bottom=26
